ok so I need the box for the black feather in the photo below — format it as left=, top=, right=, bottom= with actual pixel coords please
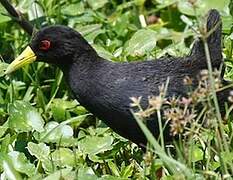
left=29, top=9, right=228, bottom=146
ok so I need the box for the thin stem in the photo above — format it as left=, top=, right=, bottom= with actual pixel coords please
left=203, top=39, right=233, bottom=174
left=157, top=110, right=164, bottom=150
left=0, top=0, right=34, bottom=35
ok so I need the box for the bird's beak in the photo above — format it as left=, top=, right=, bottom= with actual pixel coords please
left=5, top=46, right=37, bottom=74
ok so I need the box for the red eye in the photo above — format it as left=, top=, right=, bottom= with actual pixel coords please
left=39, top=40, right=51, bottom=50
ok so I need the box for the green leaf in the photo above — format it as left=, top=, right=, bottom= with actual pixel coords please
left=222, top=16, right=233, bottom=34
left=27, top=142, right=53, bottom=172
left=78, top=167, right=97, bottom=180
left=43, top=168, right=75, bottom=180
left=50, top=99, right=77, bottom=121
left=87, top=0, right=108, bottom=10
left=99, top=175, right=128, bottom=180
left=221, top=151, right=233, bottom=164
left=190, top=146, right=204, bottom=162
left=125, top=29, right=157, bottom=56
left=27, top=142, right=49, bottom=159
left=76, top=24, right=102, bottom=36
left=28, top=1, right=44, bottom=21
left=8, top=101, right=44, bottom=133
left=0, top=134, right=11, bottom=153
left=93, top=45, right=115, bottom=61
left=230, top=0, right=233, bottom=17
left=78, top=135, right=114, bottom=155
left=61, top=2, right=85, bottom=16
left=120, top=163, right=134, bottom=178
left=0, top=152, right=22, bottom=180
left=8, top=151, right=36, bottom=177
left=0, top=6, right=11, bottom=23
left=0, top=123, right=8, bottom=138
left=0, top=62, right=8, bottom=77
left=155, top=0, right=177, bottom=9
left=38, top=121, right=73, bottom=143
left=43, top=168, right=76, bottom=180
left=108, top=161, right=120, bottom=176
left=134, top=0, right=146, bottom=6
left=51, top=148, right=75, bottom=167
left=178, top=0, right=230, bottom=16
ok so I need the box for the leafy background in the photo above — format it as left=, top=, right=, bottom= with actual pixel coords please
left=0, top=0, right=233, bottom=179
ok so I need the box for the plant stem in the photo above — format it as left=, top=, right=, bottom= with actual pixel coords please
left=203, top=39, right=233, bottom=175
left=0, top=0, right=34, bottom=35
left=157, top=110, right=164, bottom=150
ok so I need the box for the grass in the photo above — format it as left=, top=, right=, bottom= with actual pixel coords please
left=0, top=0, right=233, bottom=179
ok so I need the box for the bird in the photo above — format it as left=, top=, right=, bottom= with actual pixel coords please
left=5, top=9, right=228, bottom=147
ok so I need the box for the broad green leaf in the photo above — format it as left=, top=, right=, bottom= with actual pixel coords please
left=78, top=167, right=97, bottom=180
left=112, top=12, right=130, bottom=37
left=38, top=121, right=73, bottom=143
left=27, top=142, right=50, bottom=160
left=85, top=29, right=105, bottom=44
left=191, top=146, right=204, bottom=162
left=99, top=176, right=128, bottom=180
left=8, top=101, right=44, bottom=133
left=0, top=153, right=22, bottom=180
left=88, top=154, right=112, bottom=163
left=28, top=1, right=44, bottom=21
left=87, top=0, right=108, bottom=10
left=61, top=2, right=85, bottom=16
left=125, top=29, right=157, bottom=56
left=93, top=45, right=115, bottom=61
left=76, top=24, right=102, bottom=36
left=8, top=151, right=36, bottom=177
left=27, top=142, right=53, bottom=172
left=0, top=62, right=8, bottom=77
left=78, top=136, right=114, bottom=155
left=178, top=0, right=230, bottom=16
left=43, top=168, right=75, bottom=180
left=50, top=99, right=77, bottom=121
left=51, top=148, right=75, bottom=167
left=222, top=15, right=233, bottom=34
left=155, top=0, right=177, bottom=8
left=0, top=6, right=11, bottom=23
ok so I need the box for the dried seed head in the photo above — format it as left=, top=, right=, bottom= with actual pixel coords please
left=165, top=108, right=196, bottom=136
left=200, top=69, right=209, bottom=81
left=148, top=96, right=163, bottom=110
left=166, top=96, right=179, bottom=107
left=143, top=151, right=154, bottom=166
left=159, top=84, right=166, bottom=97
left=130, top=96, right=142, bottom=107
left=183, top=76, right=193, bottom=86
left=180, top=97, right=192, bottom=106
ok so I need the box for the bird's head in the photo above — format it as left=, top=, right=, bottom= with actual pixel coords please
left=5, top=25, right=95, bottom=74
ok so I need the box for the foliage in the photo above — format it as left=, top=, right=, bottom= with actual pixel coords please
left=0, top=0, right=233, bottom=179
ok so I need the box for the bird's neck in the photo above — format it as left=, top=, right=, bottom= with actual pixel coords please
left=61, top=52, right=109, bottom=112
left=58, top=49, right=101, bottom=73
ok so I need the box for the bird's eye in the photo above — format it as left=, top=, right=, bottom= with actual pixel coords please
left=39, top=40, right=51, bottom=51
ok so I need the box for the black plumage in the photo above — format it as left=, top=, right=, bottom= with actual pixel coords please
left=6, top=10, right=230, bottom=146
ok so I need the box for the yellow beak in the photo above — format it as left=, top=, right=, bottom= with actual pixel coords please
left=5, top=46, right=37, bottom=74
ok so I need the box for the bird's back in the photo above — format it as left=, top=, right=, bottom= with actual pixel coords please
left=68, top=9, right=223, bottom=146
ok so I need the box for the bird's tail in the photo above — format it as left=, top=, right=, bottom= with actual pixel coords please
left=190, top=9, right=222, bottom=69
